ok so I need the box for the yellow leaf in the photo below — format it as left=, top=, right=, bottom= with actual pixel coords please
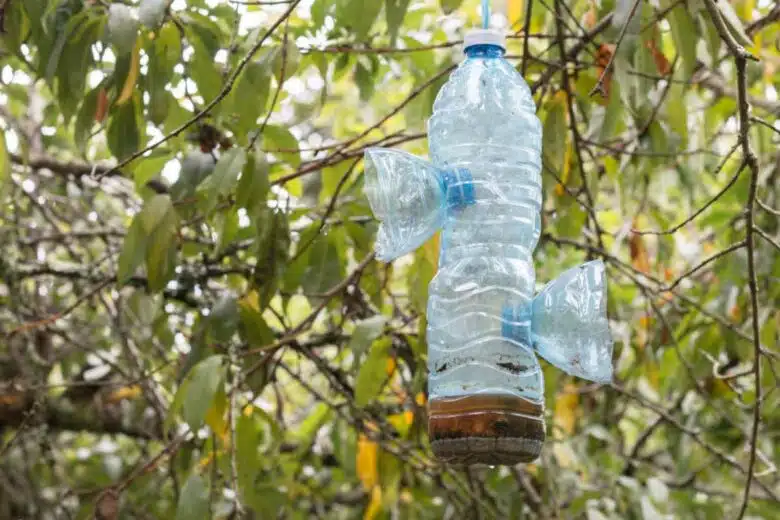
left=740, top=0, right=755, bottom=21
left=116, top=37, right=141, bottom=106
left=387, top=412, right=412, bottom=437
left=239, top=291, right=261, bottom=312
left=385, top=357, right=396, bottom=377
left=205, top=388, right=228, bottom=443
left=553, top=383, right=579, bottom=437
left=356, top=435, right=379, bottom=490
left=638, top=315, right=651, bottom=330
left=105, top=385, right=142, bottom=404
left=415, top=392, right=426, bottom=406
left=507, top=0, right=524, bottom=29
left=561, top=138, right=572, bottom=185
left=422, top=231, right=440, bottom=270
left=364, top=486, right=382, bottom=520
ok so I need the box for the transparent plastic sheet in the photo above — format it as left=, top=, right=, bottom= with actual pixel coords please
left=531, top=260, right=613, bottom=383
left=363, top=148, right=446, bottom=261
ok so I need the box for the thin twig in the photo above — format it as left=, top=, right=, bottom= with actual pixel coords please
left=661, top=240, right=747, bottom=292
left=521, top=0, right=534, bottom=75
left=589, top=0, right=641, bottom=97
left=632, top=146, right=743, bottom=236
left=730, top=41, right=762, bottom=518
left=248, top=17, right=290, bottom=149
left=702, top=0, right=759, bottom=61
left=753, top=226, right=780, bottom=252
left=6, top=279, right=112, bottom=337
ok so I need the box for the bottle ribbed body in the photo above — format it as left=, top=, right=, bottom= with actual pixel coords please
left=426, top=47, right=546, bottom=464
left=426, top=50, right=543, bottom=403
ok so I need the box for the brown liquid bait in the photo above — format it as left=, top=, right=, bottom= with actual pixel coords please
left=428, top=394, right=544, bottom=465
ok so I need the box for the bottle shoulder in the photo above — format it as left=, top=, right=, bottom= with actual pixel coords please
left=431, top=57, right=537, bottom=117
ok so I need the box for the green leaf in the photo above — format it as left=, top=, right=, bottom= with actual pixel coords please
left=263, top=125, right=300, bottom=168
left=0, top=129, right=9, bottom=198
left=238, top=304, right=274, bottom=347
left=236, top=412, right=262, bottom=502
left=227, top=61, right=271, bottom=135
left=338, top=0, right=382, bottom=40
left=215, top=208, right=239, bottom=255
left=133, top=150, right=172, bottom=190
left=292, top=402, right=331, bottom=445
left=557, top=201, right=587, bottom=239
left=188, top=28, right=223, bottom=103
left=698, top=12, right=721, bottom=65
left=667, top=4, right=697, bottom=78
left=74, top=87, right=99, bottom=152
left=386, top=0, right=411, bottom=44
left=542, top=92, right=567, bottom=175
left=647, top=120, right=669, bottom=157
left=117, top=217, right=148, bottom=285
left=252, top=209, right=290, bottom=309
left=666, top=81, right=688, bottom=146
left=45, top=10, right=87, bottom=83
left=599, top=81, right=624, bottom=141
left=264, top=41, right=300, bottom=85
left=107, top=95, right=142, bottom=160
left=175, top=473, right=209, bottom=520
left=636, top=33, right=656, bottom=109
left=180, top=355, right=226, bottom=432
left=173, top=151, right=215, bottom=201
left=208, top=296, right=240, bottom=343
left=302, top=235, right=344, bottom=295
left=355, top=337, right=391, bottom=407
left=311, top=0, right=329, bottom=26
left=55, top=14, right=99, bottom=123
left=319, top=161, right=351, bottom=203
left=200, top=148, right=247, bottom=213
left=354, top=59, right=376, bottom=102
left=440, top=0, right=464, bottom=14
left=3, top=0, right=29, bottom=54
left=236, top=151, right=270, bottom=211
left=141, top=194, right=175, bottom=234
left=145, top=203, right=179, bottom=293
left=347, top=315, right=387, bottom=358
left=147, top=25, right=181, bottom=125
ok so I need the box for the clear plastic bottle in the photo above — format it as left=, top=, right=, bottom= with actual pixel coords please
left=424, top=30, right=545, bottom=464
left=364, top=29, right=612, bottom=465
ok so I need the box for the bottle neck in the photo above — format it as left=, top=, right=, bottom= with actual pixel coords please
left=464, top=44, right=504, bottom=58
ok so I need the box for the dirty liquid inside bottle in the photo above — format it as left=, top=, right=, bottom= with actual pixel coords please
left=428, top=394, right=544, bottom=465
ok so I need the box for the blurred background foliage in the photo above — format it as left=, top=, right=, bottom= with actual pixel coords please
left=0, top=0, right=779, bottom=518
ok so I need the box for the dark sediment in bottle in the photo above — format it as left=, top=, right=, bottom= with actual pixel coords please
left=428, top=394, right=544, bottom=465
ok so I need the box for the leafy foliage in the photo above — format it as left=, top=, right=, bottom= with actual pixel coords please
left=1, top=0, right=779, bottom=518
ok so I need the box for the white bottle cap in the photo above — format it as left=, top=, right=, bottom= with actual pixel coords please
left=463, top=29, right=506, bottom=51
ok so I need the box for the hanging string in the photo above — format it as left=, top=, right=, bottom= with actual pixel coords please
left=481, top=0, right=490, bottom=29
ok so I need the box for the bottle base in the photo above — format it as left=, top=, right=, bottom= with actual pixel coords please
left=431, top=437, right=542, bottom=465
left=428, top=394, right=545, bottom=465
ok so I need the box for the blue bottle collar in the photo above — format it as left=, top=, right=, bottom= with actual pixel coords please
left=464, top=44, right=505, bottom=58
